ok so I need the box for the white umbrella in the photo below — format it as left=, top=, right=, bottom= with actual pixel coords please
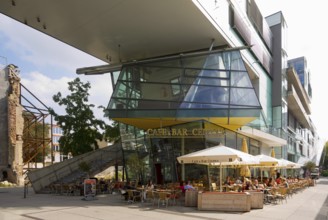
left=253, top=154, right=281, bottom=182
left=278, top=159, right=299, bottom=168
left=177, top=145, right=259, bottom=191
left=254, top=154, right=280, bottom=167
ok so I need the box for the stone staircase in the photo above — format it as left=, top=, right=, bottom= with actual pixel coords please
left=27, top=143, right=123, bottom=193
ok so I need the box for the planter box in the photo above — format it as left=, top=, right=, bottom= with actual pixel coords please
left=245, top=190, right=264, bottom=209
left=185, top=190, right=198, bottom=207
left=197, top=192, right=251, bottom=212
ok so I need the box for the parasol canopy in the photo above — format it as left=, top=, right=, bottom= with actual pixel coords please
left=278, top=158, right=301, bottom=168
left=240, top=138, right=251, bottom=177
left=177, top=145, right=259, bottom=191
left=254, top=154, right=280, bottom=167
left=177, top=145, right=259, bottom=166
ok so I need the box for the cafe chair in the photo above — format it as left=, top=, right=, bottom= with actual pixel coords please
left=132, top=190, right=142, bottom=202
left=127, top=190, right=134, bottom=203
left=145, top=190, right=156, bottom=205
left=265, top=188, right=278, bottom=204
left=276, top=187, right=288, bottom=204
left=157, top=192, right=171, bottom=208
left=211, top=183, right=217, bottom=191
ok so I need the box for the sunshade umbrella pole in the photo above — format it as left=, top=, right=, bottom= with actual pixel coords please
left=207, top=165, right=211, bottom=191
left=220, top=162, right=222, bottom=192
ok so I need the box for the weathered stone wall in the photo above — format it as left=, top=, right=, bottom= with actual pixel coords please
left=0, top=66, right=9, bottom=172
left=7, top=65, right=24, bottom=186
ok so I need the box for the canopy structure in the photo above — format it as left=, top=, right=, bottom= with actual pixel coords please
left=278, top=159, right=302, bottom=169
left=177, top=145, right=259, bottom=191
left=253, top=154, right=281, bottom=181
left=254, top=154, right=280, bottom=167
left=177, top=145, right=259, bottom=166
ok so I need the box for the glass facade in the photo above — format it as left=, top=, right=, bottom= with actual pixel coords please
left=106, top=49, right=268, bottom=186
left=119, top=120, right=261, bottom=186
left=106, top=50, right=262, bottom=130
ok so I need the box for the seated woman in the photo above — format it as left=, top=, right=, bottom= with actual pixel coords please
left=224, top=176, right=232, bottom=185
left=280, top=178, right=289, bottom=188
left=244, top=180, right=253, bottom=190
left=143, top=180, right=154, bottom=200
left=267, top=177, right=277, bottom=187
left=251, top=179, right=260, bottom=189
left=179, top=181, right=186, bottom=194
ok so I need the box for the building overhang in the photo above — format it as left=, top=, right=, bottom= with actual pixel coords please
left=287, top=67, right=311, bottom=114
left=239, top=126, right=287, bottom=147
left=0, top=0, right=228, bottom=65
left=287, top=86, right=311, bottom=129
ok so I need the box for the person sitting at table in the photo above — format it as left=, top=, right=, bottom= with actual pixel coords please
left=121, top=181, right=136, bottom=200
left=235, top=177, right=243, bottom=184
left=280, top=178, right=289, bottom=188
left=267, top=177, right=277, bottom=187
left=143, top=180, right=154, bottom=200
left=243, top=179, right=252, bottom=191
left=263, top=178, right=269, bottom=187
left=184, top=181, right=195, bottom=191
left=146, top=180, right=154, bottom=190
left=252, top=179, right=260, bottom=189
left=224, top=176, right=232, bottom=185
left=179, top=181, right=186, bottom=194
left=276, top=172, right=282, bottom=185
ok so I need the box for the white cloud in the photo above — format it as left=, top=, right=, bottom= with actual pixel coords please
left=0, top=14, right=106, bottom=73
left=1, top=13, right=112, bottom=123
left=21, top=71, right=112, bottom=123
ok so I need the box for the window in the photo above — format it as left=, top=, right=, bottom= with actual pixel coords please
left=170, top=78, right=181, bottom=96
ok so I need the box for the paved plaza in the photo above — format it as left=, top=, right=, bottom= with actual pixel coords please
left=1, top=178, right=328, bottom=220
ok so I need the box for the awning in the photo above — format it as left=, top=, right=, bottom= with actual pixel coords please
left=239, top=126, right=287, bottom=147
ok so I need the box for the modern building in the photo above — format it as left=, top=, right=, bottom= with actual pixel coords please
left=287, top=57, right=320, bottom=166
left=288, top=57, right=312, bottom=99
left=49, top=124, right=70, bottom=163
left=0, top=0, right=322, bottom=185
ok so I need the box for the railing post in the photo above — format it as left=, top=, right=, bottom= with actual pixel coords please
left=24, top=182, right=28, bottom=198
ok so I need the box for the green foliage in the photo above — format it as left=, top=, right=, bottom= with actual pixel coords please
left=126, top=153, right=145, bottom=182
left=78, top=161, right=91, bottom=173
left=22, top=113, right=50, bottom=162
left=104, top=121, right=120, bottom=143
left=49, top=78, right=105, bottom=156
left=320, top=141, right=328, bottom=169
left=304, top=161, right=316, bottom=171
left=321, top=170, right=328, bottom=177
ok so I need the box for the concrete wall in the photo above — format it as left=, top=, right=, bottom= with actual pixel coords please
left=0, top=67, right=9, bottom=173
left=27, top=143, right=123, bottom=193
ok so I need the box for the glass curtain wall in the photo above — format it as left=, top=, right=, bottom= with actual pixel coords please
left=106, top=50, right=262, bottom=130
left=107, top=49, right=265, bottom=186
left=120, top=121, right=262, bottom=187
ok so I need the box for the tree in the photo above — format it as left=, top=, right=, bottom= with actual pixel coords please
left=22, top=112, right=50, bottom=163
left=49, top=78, right=105, bottom=156
left=320, top=141, right=328, bottom=169
left=78, top=161, right=91, bottom=178
left=104, top=121, right=120, bottom=143
left=304, top=161, right=316, bottom=177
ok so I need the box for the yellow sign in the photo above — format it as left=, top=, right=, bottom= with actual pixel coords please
left=146, top=128, right=224, bottom=138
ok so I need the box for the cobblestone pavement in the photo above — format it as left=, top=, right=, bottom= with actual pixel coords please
left=0, top=178, right=327, bottom=220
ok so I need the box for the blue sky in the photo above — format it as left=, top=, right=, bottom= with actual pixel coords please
left=0, top=13, right=111, bottom=122
left=0, top=1, right=327, bottom=142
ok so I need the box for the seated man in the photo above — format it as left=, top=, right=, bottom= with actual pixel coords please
left=184, top=181, right=195, bottom=191
left=121, top=181, right=136, bottom=200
